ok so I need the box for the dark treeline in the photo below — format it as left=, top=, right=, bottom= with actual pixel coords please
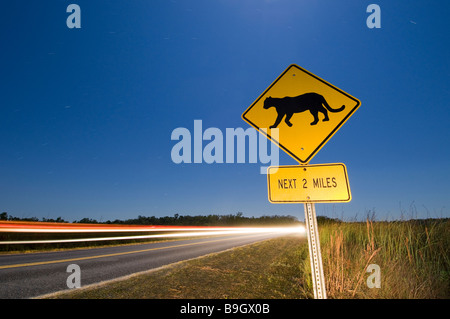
left=103, top=213, right=299, bottom=226
left=0, top=212, right=299, bottom=226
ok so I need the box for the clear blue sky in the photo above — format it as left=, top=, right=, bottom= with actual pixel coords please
left=1, top=1, right=449, bottom=222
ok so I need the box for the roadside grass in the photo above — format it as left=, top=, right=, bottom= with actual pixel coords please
left=320, top=219, right=450, bottom=298
left=43, top=219, right=449, bottom=299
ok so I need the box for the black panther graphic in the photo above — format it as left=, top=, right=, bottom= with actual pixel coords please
left=263, top=93, right=345, bottom=128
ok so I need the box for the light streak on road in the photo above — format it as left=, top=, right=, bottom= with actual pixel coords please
left=0, top=221, right=305, bottom=245
left=0, top=222, right=222, bottom=233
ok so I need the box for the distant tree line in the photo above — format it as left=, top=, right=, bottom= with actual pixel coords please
left=0, top=212, right=68, bottom=223
left=0, top=211, right=299, bottom=226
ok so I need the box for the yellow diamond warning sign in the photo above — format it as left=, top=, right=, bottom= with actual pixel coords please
left=267, top=163, right=351, bottom=203
left=242, top=64, right=361, bottom=164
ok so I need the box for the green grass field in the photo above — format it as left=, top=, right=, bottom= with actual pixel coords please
left=45, top=218, right=449, bottom=299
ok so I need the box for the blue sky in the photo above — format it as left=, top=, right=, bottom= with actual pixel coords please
left=1, top=1, right=449, bottom=222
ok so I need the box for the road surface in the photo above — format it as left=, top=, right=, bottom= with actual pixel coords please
left=0, top=232, right=289, bottom=299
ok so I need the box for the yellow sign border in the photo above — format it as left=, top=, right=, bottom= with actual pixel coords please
left=267, top=163, right=351, bottom=203
left=242, top=64, right=361, bottom=164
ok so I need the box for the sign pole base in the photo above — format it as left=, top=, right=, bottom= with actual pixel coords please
left=304, top=202, right=327, bottom=299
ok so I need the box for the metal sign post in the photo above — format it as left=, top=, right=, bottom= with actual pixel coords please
left=304, top=202, right=327, bottom=299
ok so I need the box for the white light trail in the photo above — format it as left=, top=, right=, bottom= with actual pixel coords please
left=0, top=226, right=305, bottom=245
left=0, top=226, right=226, bottom=233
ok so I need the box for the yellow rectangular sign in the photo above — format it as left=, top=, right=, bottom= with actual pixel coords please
left=267, top=163, right=351, bottom=203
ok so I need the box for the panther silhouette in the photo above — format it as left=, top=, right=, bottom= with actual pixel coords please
left=263, top=93, right=345, bottom=128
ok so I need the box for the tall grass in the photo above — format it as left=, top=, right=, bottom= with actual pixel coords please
left=319, top=219, right=449, bottom=298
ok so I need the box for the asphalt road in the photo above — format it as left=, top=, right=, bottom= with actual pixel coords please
left=0, top=232, right=287, bottom=299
